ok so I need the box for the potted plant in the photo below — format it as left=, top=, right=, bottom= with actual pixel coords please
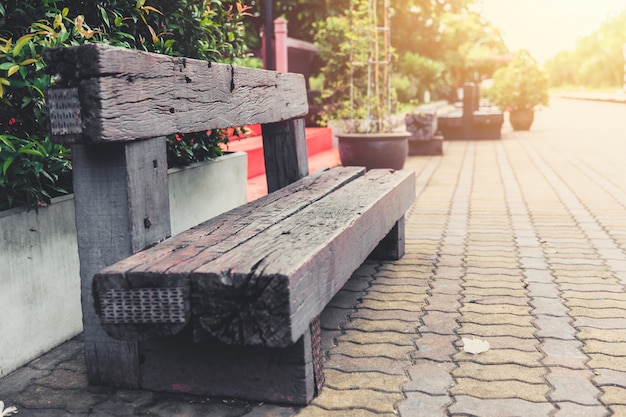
left=488, top=49, right=549, bottom=131
left=314, top=0, right=409, bottom=170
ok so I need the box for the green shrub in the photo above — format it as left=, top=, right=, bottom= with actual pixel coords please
left=0, top=0, right=252, bottom=210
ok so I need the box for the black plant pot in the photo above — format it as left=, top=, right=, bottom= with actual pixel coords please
left=337, top=132, right=410, bottom=170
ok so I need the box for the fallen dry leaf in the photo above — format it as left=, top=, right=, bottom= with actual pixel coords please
left=462, top=337, right=490, bottom=355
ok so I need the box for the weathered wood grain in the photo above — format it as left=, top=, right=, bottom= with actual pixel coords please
left=72, top=138, right=171, bottom=386
left=94, top=166, right=365, bottom=340
left=94, top=168, right=416, bottom=347
left=262, top=118, right=309, bottom=192
left=44, top=44, right=308, bottom=143
left=139, top=323, right=317, bottom=405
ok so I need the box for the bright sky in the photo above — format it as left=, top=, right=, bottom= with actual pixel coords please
left=477, top=0, right=626, bottom=64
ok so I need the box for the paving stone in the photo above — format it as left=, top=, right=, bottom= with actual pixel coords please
left=14, top=385, right=109, bottom=414
left=320, top=306, right=351, bottom=330
left=357, top=298, right=425, bottom=312
left=526, top=282, right=561, bottom=298
left=459, top=322, right=536, bottom=339
left=452, top=362, right=546, bottom=384
left=601, top=386, right=626, bottom=405
left=26, top=339, right=82, bottom=371
left=561, top=291, right=626, bottom=302
left=296, top=406, right=396, bottom=417
left=372, top=276, right=430, bottom=287
left=310, top=387, right=402, bottom=414
left=330, top=341, right=413, bottom=360
left=450, top=378, right=550, bottom=402
left=587, top=354, right=626, bottom=371
left=609, top=405, right=626, bottom=417
left=244, top=405, right=300, bottom=417
left=575, top=317, right=626, bottom=329
left=423, top=294, right=462, bottom=312
left=433, top=265, right=464, bottom=278
left=578, top=328, right=626, bottom=342
left=351, top=308, right=421, bottom=322
left=559, top=283, right=624, bottom=293
left=568, top=306, right=626, bottom=318
left=541, top=339, right=588, bottom=368
left=531, top=297, right=569, bottom=316
left=34, top=369, right=89, bottom=390
left=327, top=291, right=363, bottom=309
left=462, top=287, right=528, bottom=297
left=412, top=333, right=458, bottom=362
left=420, top=311, right=460, bottom=334
left=139, top=398, right=251, bottom=417
left=567, top=298, right=626, bottom=310
left=403, top=360, right=456, bottom=394
left=463, top=280, right=524, bottom=290
left=397, top=392, right=451, bottom=417
left=553, top=403, right=610, bottom=417
left=556, top=269, right=615, bottom=281
left=361, top=291, right=428, bottom=304
left=547, top=368, right=602, bottom=405
left=0, top=366, right=50, bottom=398
left=524, top=269, right=556, bottom=283
left=338, top=330, right=415, bottom=346
left=470, top=336, right=539, bottom=352
left=323, top=369, right=407, bottom=392
left=594, top=368, right=626, bottom=387
left=453, top=349, right=543, bottom=367
left=427, top=279, right=461, bottom=296
left=583, top=340, right=626, bottom=356
left=466, top=267, right=521, bottom=277
left=464, top=273, right=523, bottom=283
left=464, top=256, right=519, bottom=269
left=343, top=318, right=418, bottom=334
left=462, top=295, right=531, bottom=307
left=461, top=303, right=532, bottom=315
left=459, top=311, right=534, bottom=327
left=534, top=315, right=576, bottom=339
left=367, top=284, right=428, bottom=294
left=325, top=354, right=408, bottom=375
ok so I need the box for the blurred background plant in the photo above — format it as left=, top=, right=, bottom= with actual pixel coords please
left=0, top=0, right=251, bottom=211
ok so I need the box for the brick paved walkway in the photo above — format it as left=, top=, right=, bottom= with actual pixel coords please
left=2, top=98, right=626, bottom=416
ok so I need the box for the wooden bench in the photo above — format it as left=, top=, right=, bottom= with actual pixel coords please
left=45, top=44, right=415, bottom=405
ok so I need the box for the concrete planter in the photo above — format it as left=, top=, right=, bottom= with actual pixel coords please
left=0, top=152, right=247, bottom=378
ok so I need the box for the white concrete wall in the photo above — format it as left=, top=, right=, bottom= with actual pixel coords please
left=0, top=152, right=247, bottom=378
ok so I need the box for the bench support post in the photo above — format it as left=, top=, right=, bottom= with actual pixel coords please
left=369, top=216, right=406, bottom=260
left=262, top=118, right=309, bottom=192
left=139, top=318, right=322, bottom=404
left=72, top=138, right=171, bottom=387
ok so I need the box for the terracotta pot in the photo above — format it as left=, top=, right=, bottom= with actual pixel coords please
left=337, top=131, right=409, bottom=170
left=509, top=110, right=535, bottom=131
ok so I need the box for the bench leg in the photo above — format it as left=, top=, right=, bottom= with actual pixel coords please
left=139, top=317, right=324, bottom=405
left=369, top=216, right=406, bottom=260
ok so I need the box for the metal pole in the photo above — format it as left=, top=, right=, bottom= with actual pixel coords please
left=265, top=0, right=275, bottom=70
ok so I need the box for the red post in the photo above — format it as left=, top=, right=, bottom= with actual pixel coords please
left=274, top=17, right=288, bottom=73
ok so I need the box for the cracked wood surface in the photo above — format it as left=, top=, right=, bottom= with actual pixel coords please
left=44, top=44, right=308, bottom=143
left=94, top=167, right=415, bottom=347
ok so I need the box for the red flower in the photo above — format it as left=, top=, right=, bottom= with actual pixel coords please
left=8, top=117, right=16, bottom=125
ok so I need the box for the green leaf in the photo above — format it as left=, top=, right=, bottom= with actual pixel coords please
left=100, top=6, right=110, bottom=27
left=3, top=156, right=14, bottom=175
left=12, top=34, right=35, bottom=57
left=7, top=65, right=19, bottom=77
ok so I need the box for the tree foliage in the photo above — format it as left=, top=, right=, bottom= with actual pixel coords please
left=544, top=11, right=626, bottom=89
left=0, top=0, right=251, bottom=210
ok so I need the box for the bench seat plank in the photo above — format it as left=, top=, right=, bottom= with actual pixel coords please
left=95, top=167, right=415, bottom=347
